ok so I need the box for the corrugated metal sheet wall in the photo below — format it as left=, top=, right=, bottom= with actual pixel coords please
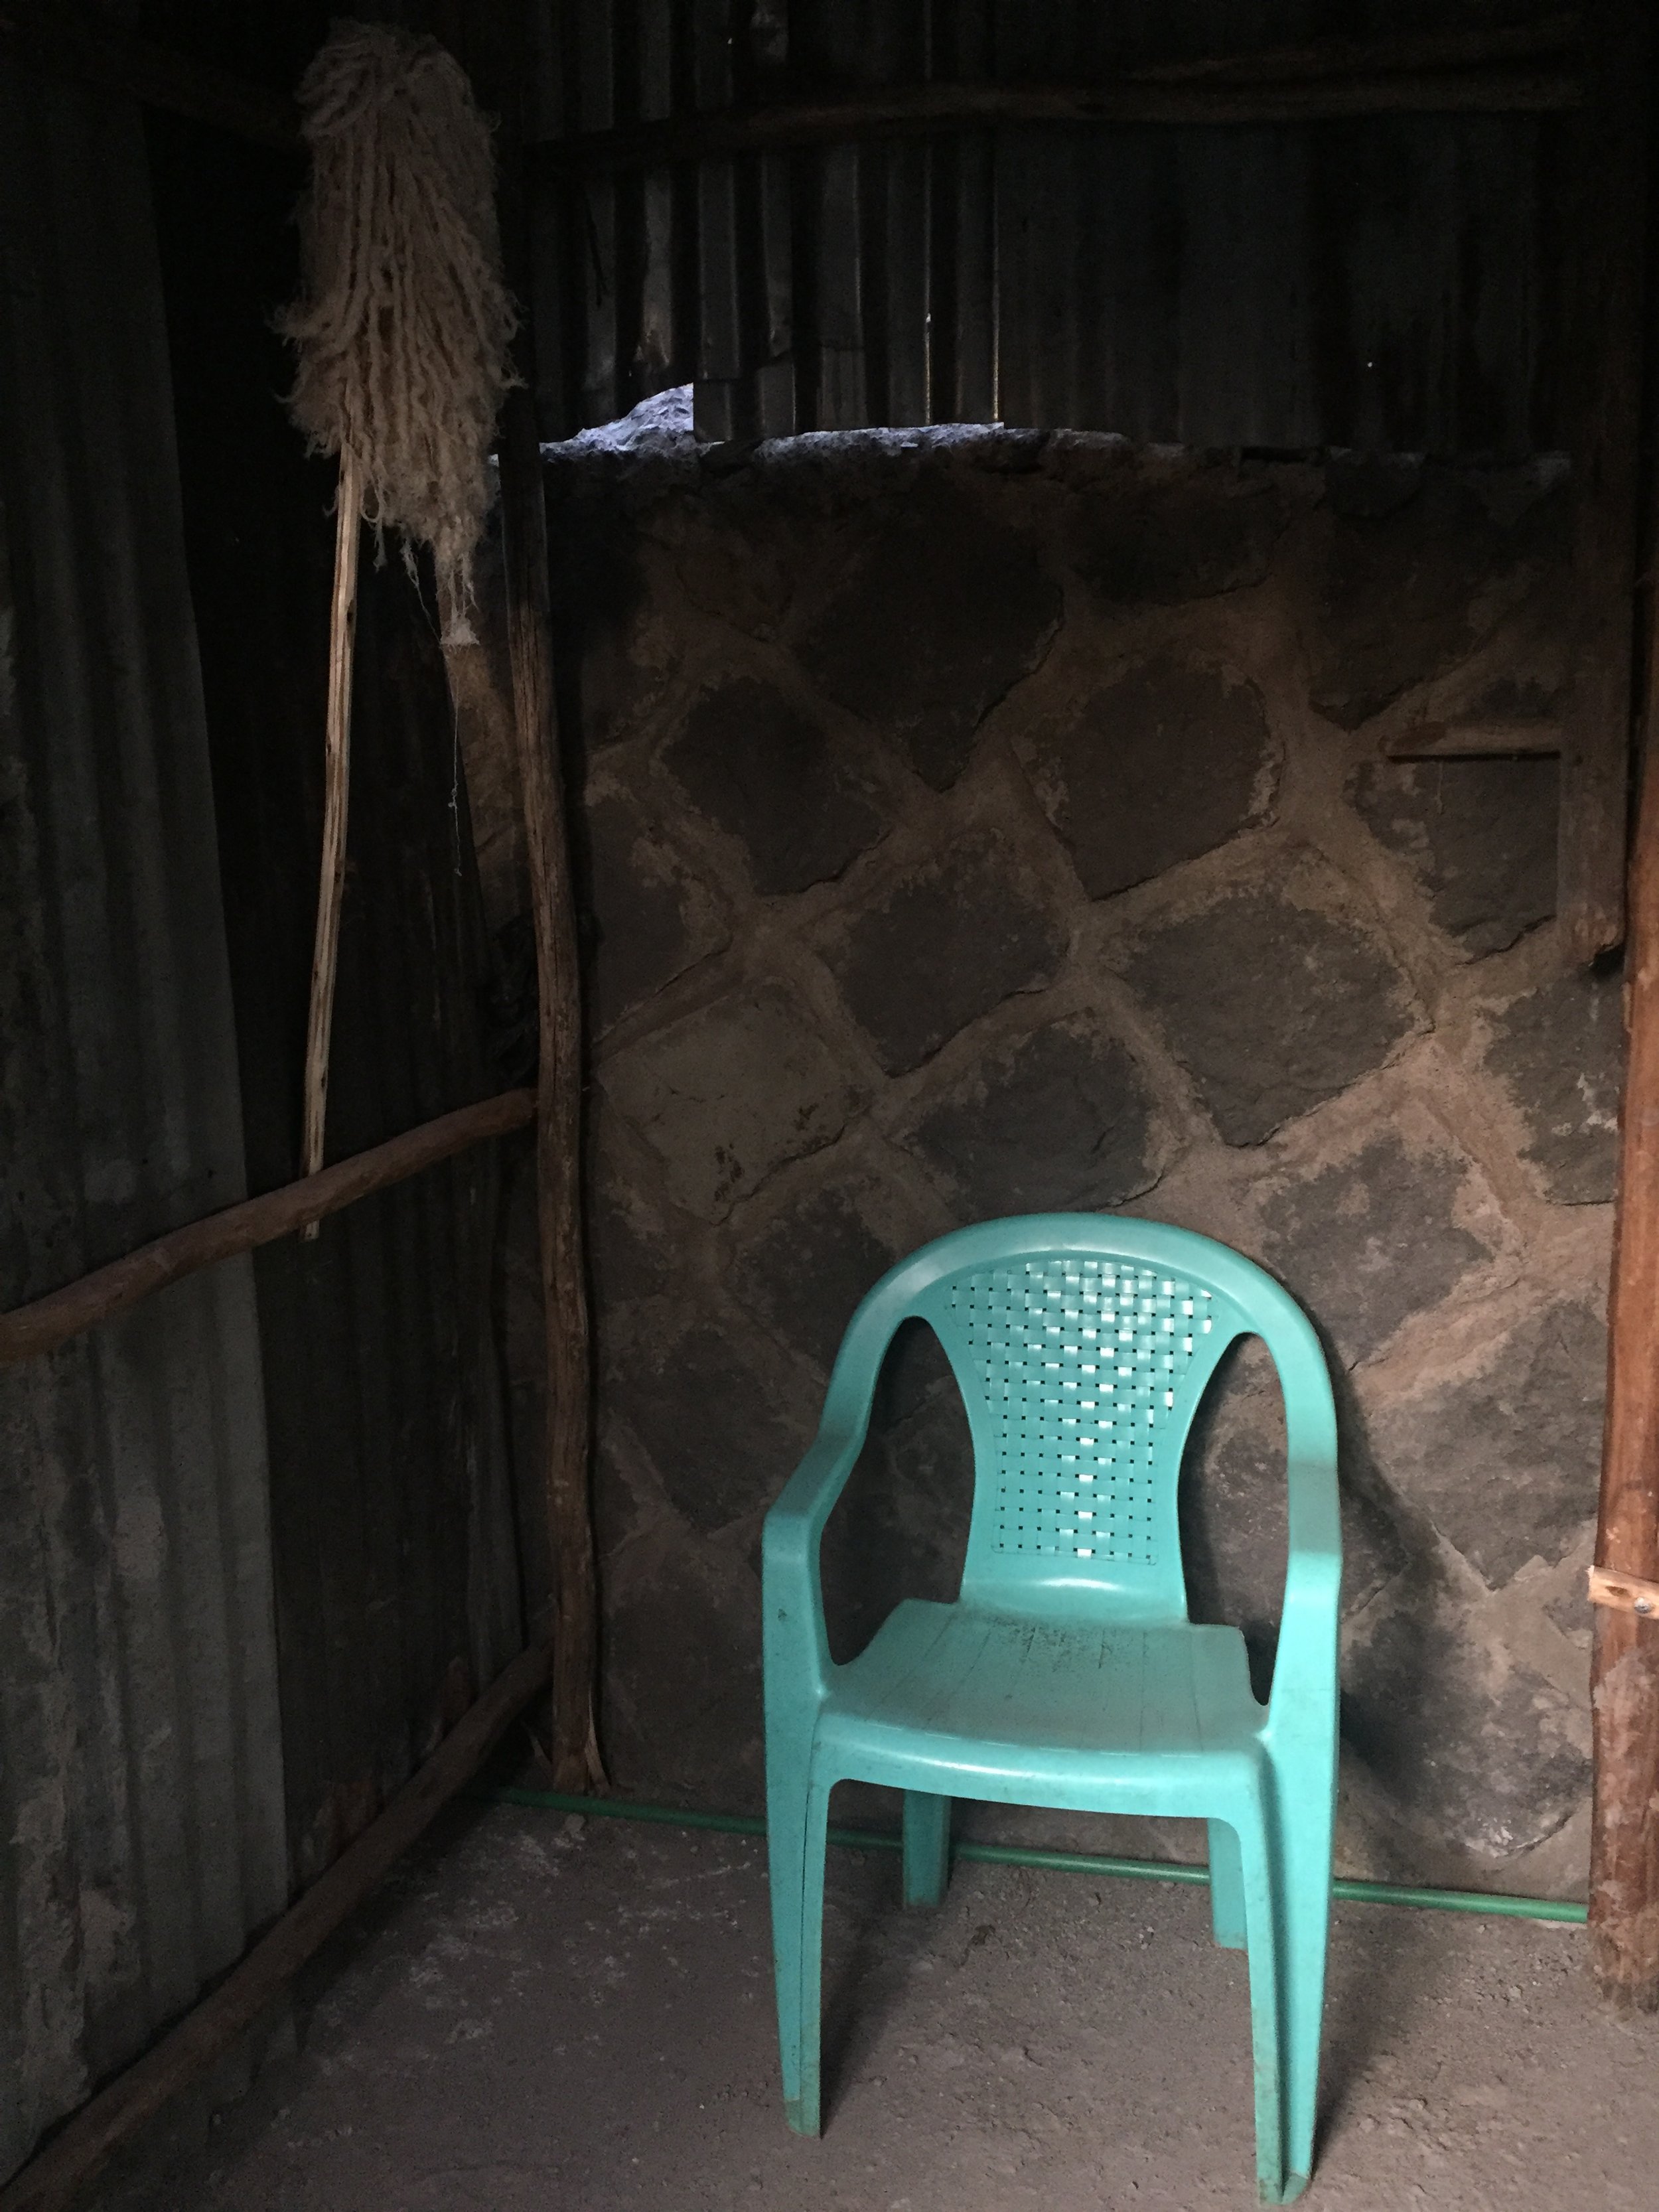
left=0, top=66, right=287, bottom=2181
left=530, top=0, right=1567, bottom=455
left=145, top=110, right=528, bottom=1895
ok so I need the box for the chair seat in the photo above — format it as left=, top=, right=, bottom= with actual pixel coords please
left=818, top=1600, right=1263, bottom=1775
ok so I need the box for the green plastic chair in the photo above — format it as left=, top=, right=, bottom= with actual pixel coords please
left=762, top=1215, right=1341, bottom=2204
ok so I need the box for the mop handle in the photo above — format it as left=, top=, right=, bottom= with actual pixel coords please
left=301, top=445, right=363, bottom=1232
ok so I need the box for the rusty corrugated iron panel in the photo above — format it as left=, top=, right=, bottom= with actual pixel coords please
left=0, top=65, right=287, bottom=2180
left=529, top=0, right=1567, bottom=457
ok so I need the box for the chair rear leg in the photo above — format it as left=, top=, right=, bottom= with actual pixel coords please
left=769, top=1767, right=831, bottom=2136
left=1208, top=1819, right=1246, bottom=1949
left=902, top=1791, right=952, bottom=1909
left=1236, top=1808, right=1287, bottom=2204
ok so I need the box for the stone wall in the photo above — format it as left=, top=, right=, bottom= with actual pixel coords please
left=490, top=406, right=1616, bottom=1899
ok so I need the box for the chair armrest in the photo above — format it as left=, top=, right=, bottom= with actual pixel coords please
left=763, top=1292, right=901, bottom=1712
left=767, top=1426, right=865, bottom=1552
left=763, top=1428, right=865, bottom=1712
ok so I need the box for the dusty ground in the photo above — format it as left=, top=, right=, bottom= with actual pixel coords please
left=94, top=1799, right=1656, bottom=2212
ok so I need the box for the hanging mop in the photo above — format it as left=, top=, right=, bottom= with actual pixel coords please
left=279, top=20, right=517, bottom=1207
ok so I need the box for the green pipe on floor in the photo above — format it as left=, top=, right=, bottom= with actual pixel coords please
left=480, top=1788, right=1587, bottom=1926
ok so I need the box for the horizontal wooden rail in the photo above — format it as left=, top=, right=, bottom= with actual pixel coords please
left=1114, top=17, right=1580, bottom=89
left=0, top=1640, right=553, bottom=2212
left=1589, top=1563, right=1659, bottom=1617
left=4, top=9, right=1581, bottom=169
left=0, top=1089, right=536, bottom=1368
left=536, top=69, right=1580, bottom=176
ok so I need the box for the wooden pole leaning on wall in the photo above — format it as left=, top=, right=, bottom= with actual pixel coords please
left=497, top=386, right=605, bottom=1793
left=1589, top=702, right=1659, bottom=2010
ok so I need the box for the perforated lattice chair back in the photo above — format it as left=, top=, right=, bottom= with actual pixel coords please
left=913, top=1248, right=1244, bottom=1621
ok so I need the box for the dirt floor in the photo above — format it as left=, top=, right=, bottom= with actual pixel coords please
left=94, top=1799, right=1657, bottom=2212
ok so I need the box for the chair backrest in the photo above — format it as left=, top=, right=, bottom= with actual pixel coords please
left=832, top=1215, right=1332, bottom=1626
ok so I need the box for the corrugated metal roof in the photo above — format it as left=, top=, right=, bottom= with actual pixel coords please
left=0, top=65, right=286, bottom=2179
left=528, top=1, right=1568, bottom=455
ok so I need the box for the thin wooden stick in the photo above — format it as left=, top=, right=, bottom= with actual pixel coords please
left=0, top=1640, right=552, bottom=2212
left=1382, top=720, right=1565, bottom=759
left=497, top=386, right=604, bottom=1794
left=0, top=1090, right=534, bottom=1368
left=301, top=445, right=364, bottom=1234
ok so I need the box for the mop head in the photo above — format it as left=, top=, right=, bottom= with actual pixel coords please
left=279, top=20, right=517, bottom=643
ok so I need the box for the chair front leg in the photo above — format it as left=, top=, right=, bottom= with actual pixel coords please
left=768, top=1759, right=832, bottom=2136
left=1235, top=1806, right=1287, bottom=2203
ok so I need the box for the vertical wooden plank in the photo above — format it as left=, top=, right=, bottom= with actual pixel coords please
left=1557, top=0, right=1649, bottom=964
left=497, top=386, right=603, bottom=1793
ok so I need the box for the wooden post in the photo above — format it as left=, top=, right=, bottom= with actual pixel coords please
left=1557, top=1, right=1648, bottom=964
left=1585, top=0, right=1659, bottom=2010
left=1589, top=700, right=1659, bottom=2008
left=496, top=386, right=604, bottom=1792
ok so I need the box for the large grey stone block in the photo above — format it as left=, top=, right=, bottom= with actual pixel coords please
left=1367, top=1300, right=1604, bottom=1587
left=621, top=1321, right=804, bottom=1534
left=818, top=832, right=1067, bottom=1076
left=820, top=1382, right=974, bottom=1664
left=662, top=676, right=887, bottom=895
left=1069, top=463, right=1289, bottom=605
left=601, top=1537, right=762, bottom=1805
left=1181, top=1340, right=1409, bottom=1696
left=1349, top=758, right=1557, bottom=956
left=545, top=459, right=682, bottom=751
left=587, top=1184, right=677, bottom=1309
left=1122, top=887, right=1417, bottom=1144
left=794, top=478, right=1062, bottom=788
left=1343, top=1582, right=1590, bottom=1859
left=1259, top=1132, right=1496, bottom=1366
left=1482, top=966, right=1623, bottom=1205
left=599, top=984, right=864, bottom=1219
left=585, top=791, right=728, bottom=1029
left=904, top=1015, right=1161, bottom=1217
left=1019, top=658, right=1274, bottom=899
left=1301, top=467, right=1567, bottom=729
left=731, top=1181, right=908, bottom=1372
